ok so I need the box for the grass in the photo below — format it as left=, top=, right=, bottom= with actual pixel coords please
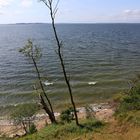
left=93, top=123, right=140, bottom=140
left=2, top=80, right=140, bottom=140
left=115, top=110, right=140, bottom=125
left=114, top=82, right=140, bottom=126
left=16, top=118, right=140, bottom=140
left=18, top=119, right=103, bottom=140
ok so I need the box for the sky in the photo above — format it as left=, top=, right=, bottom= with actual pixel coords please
left=0, top=0, right=140, bottom=24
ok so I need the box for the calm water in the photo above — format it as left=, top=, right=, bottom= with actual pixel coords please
left=0, top=23, right=140, bottom=106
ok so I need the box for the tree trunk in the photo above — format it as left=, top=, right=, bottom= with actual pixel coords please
left=32, top=56, right=56, bottom=124
left=40, top=94, right=56, bottom=123
left=21, top=121, right=28, bottom=135
left=41, top=0, right=79, bottom=126
left=49, top=3, right=79, bottom=126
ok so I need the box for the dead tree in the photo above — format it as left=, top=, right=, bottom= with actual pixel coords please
left=40, top=0, right=79, bottom=126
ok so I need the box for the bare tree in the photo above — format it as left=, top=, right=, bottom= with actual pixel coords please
left=19, top=39, right=56, bottom=124
left=40, top=0, right=79, bottom=126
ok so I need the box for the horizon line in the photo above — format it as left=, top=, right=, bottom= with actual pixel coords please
left=0, top=22, right=140, bottom=25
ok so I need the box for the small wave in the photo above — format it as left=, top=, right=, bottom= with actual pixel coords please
left=44, top=80, right=53, bottom=86
left=88, top=81, right=97, bottom=85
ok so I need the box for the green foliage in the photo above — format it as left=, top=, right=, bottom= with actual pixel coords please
left=11, top=103, right=39, bottom=134
left=0, top=137, right=14, bottom=140
left=29, top=123, right=37, bottom=134
left=116, top=80, right=140, bottom=124
left=82, top=119, right=103, bottom=129
left=19, top=39, right=42, bottom=60
left=11, top=103, right=39, bottom=124
left=113, top=92, right=127, bottom=103
left=117, top=111, right=140, bottom=125
left=18, top=119, right=103, bottom=140
left=117, top=84, right=140, bottom=113
left=60, top=107, right=74, bottom=123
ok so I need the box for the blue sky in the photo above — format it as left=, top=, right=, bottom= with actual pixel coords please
left=0, top=0, right=140, bottom=24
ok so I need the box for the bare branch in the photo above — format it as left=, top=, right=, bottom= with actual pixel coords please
left=53, top=8, right=58, bottom=19
left=53, top=0, right=60, bottom=17
left=40, top=0, right=50, bottom=9
left=53, top=0, right=59, bottom=12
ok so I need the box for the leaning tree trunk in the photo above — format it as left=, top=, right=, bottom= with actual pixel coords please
left=32, top=56, right=56, bottom=124
left=21, top=121, right=28, bottom=135
left=42, top=0, right=79, bottom=126
left=40, top=94, right=56, bottom=123
left=51, top=18, right=79, bottom=126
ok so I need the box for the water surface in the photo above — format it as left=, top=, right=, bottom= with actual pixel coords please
left=0, top=23, right=140, bottom=106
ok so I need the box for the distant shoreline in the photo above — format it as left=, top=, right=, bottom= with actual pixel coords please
left=1, top=23, right=140, bottom=25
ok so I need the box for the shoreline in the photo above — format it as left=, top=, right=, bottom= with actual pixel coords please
left=0, top=102, right=115, bottom=138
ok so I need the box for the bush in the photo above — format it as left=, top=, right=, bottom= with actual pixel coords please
left=117, top=85, right=140, bottom=113
left=11, top=103, right=39, bottom=134
left=116, top=80, right=140, bottom=125
left=60, top=107, right=74, bottom=123
left=29, top=123, right=37, bottom=134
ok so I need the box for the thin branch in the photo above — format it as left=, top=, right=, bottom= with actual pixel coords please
left=53, top=0, right=59, bottom=13
left=53, top=8, right=58, bottom=19
left=53, top=0, right=60, bottom=17
left=41, top=0, right=50, bottom=9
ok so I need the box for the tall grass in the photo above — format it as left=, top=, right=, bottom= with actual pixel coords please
left=18, top=119, right=103, bottom=140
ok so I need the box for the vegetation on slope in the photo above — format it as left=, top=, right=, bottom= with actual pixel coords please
left=18, top=119, right=103, bottom=140
left=115, top=79, right=140, bottom=125
left=17, top=78, right=140, bottom=140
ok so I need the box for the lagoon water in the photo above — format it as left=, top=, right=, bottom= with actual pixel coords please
left=0, top=23, right=140, bottom=106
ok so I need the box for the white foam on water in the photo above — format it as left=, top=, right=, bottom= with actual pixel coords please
left=88, top=81, right=97, bottom=85
left=44, top=81, right=53, bottom=86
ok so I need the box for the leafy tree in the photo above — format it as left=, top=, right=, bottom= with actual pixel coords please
left=11, top=104, right=38, bottom=134
left=40, top=0, right=79, bottom=126
left=19, top=40, right=56, bottom=124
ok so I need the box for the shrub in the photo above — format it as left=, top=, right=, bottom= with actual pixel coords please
left=29, top=123, right=37, bottom=134
left=116, top=80, right=140, bottom=124
left=117, top=85, right=140, bottom=113
left=11, top=103, right=39, bottom=134
left=60, top=107, right=74, bottom=123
